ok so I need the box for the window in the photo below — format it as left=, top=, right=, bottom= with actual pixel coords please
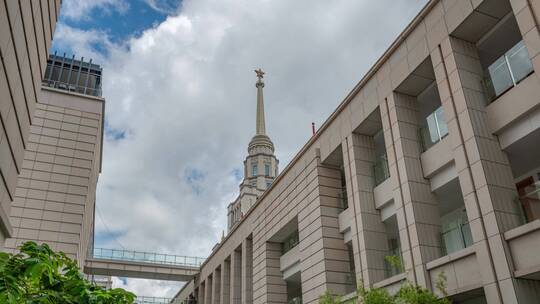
left=281, top=230, right=299, bottom=254
left=252, top=164, right=258, bottom=177
left=264, top=163, right=270, bottom=176
left=266, top=181, right=272, bottom=189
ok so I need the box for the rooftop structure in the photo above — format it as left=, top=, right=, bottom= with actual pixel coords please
left=43, top=53, right=103, bottom=97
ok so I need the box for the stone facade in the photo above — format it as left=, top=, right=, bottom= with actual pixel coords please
left=175, top=0, right=540, bottom=303
left=0, top=0, right=62, bottom=250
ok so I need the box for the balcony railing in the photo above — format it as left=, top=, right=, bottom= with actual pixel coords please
left=91, top=248, right=205, bottom=267
left=135, top=297, right=171, bottom=304
left=516, top=181, right=540, bottom=224
left=441, top=222, right=473, bottom=256
left=373, top=154, right=390, bottom=186
left=483, top=40, right=534, bottom=102
left=419, top=106, right=448, bottom=152
left=339, top=187, right=349, bottom=210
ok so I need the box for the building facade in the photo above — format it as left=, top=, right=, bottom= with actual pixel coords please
left=175, top=0, right=540, bottom=303
left=0, top=0, right=62, bottom=249
left=227, top=69, right=279, bottom=231
left=0, top=0, right=104, bottom=269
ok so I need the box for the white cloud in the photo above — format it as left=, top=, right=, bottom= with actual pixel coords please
left=143, top=0, right=182, bottom=14
left=62, top=0, right=130, bottom=20
left=55, top=0, right=429, bottom=297
left=112, top=277, right=183, bottom=299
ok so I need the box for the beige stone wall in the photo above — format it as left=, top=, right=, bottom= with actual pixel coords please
left=193, top=0, right=540, bottom=303
left=0, top=0, right=61, bottom=247
left=4, top=87, right=103, bottom=267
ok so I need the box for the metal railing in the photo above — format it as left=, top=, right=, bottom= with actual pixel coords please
left=419, top=106, right=448, bottom=152
left=483, top=40, right=534, bottom=102
left=92, top=248, right=205, bottom=267
left=135, top=296, right=171, bottom=304
left=373, top=154, right=390, bottom=186
left=339, top=187, right=349, bottom=210
left=515, top=181, right=540, bottom=224
left=441, top=222, right=473, bottom=256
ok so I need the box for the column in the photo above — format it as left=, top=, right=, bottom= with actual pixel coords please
left=198, top=284, right=205, bottom=304
left=230, top=248, right=242, bottom=304
left=205, top=275, right=213, bottom=304
left=252, top=241, right=286, bottom=304
left=213, top=268, right=221, bottom=304
left=221, top=260, right=230, bottom=304
left=434, top=33, right=540, bottom=303
left=381, top=92, right=443, bottom=287
left=242, top=238, right=253, bottom=304
left=298, top=160, right=354, bottom=303
left=342, top=134, right=391, bottom=286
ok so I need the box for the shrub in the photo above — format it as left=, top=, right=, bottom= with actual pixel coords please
left=0, top=241, right=135, bottom=303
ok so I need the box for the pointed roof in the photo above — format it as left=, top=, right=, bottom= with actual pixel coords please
left=249, top=69, right=274, bottom=154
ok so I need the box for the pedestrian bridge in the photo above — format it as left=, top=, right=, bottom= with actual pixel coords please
left=135, top=296, right=171, bottom=304
left=84, top=248, right=204, bottom=281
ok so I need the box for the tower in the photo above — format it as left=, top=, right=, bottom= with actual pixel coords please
left=227, top=69, right=279, bottom=231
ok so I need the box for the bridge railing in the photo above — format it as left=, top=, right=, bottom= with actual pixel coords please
left=135, top=296, right=171, bottom=304
left=91, top=248, right=205, bottom=267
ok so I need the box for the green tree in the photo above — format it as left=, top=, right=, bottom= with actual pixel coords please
left=0, top=241, right=136, bottom=303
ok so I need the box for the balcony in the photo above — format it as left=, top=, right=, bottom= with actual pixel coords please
left=419, top=106, right=448, bottom=152
left=516, top=181, right=540, bottom=224
left=441, top=222, right=473, bottom=256
left=483, top=40, right=534, bottom=102
left=373, top=154, right=390, bottom=186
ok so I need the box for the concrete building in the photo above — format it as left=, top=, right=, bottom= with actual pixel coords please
left=3, top=53, right=104, bottom=267
left=0, top=0, right=62, bottom=250
left=174, top=0, right=540, bottom=303
left=227, top=69, right=279, bottom=231
left=0, top=0, right=104, bottom=269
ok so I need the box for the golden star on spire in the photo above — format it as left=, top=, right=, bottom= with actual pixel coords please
left=254, top=68, right=265, bottom=80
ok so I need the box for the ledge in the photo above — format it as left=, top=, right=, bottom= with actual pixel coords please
left=504, top=219, right=540, bottom=241
left=426, top=246, right=475, bottom=270
left=373, top=272, right=406, bottom=289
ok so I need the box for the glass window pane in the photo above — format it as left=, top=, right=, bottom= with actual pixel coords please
left=435, top=107, right=448, bottom=138
left=426, top=112, right=440, bottom=144
left=507, top=41, right=533, bottom=83
left=487, top=56, right=514, bottom=97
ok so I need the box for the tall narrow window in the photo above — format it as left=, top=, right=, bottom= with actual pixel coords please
left=264, top=164, right=270, bottom=176
left=252, top=164, right=258, bottom=177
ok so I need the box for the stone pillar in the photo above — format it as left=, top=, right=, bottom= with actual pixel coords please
left=213, top=268, right=221, bottom=304
left=510, top=0, right=540, bottom=76
left=199, top=283, right=205, bottom=304
left=381, top=92, right=443, bottom=287
left=433, top=34, right=540, bottom=303
left=298, top=161, right=354, bottom=303
left=242, top=238, right=253, bottom=304
left=342, top=134, right=391, bottom=286
left=221, top=260, right=230, bottom=304
left=252, top=241, right=286, bottom=304
left=205, top=275, right=213, bottom=304
left=230, top=248, right=242, bottom=304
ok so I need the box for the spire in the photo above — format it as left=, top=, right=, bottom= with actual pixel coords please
left=255, top=68, right=266, bottom=135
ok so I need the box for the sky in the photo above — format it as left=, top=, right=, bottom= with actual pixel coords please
left=53, top=0, right=429, bottom=298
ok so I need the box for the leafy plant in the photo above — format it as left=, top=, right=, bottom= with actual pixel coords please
left=319, top=273, right=450, bottom=304
left=0, top=241, right=136, bottom=303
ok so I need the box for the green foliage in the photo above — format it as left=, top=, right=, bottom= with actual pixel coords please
left=384, top=255, right=403, bottom=273
left=319, top=273, right=450, bottom=304
left=0, top=241, right=136, bottom=304
left=319, top=291, right=341, bottom=304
